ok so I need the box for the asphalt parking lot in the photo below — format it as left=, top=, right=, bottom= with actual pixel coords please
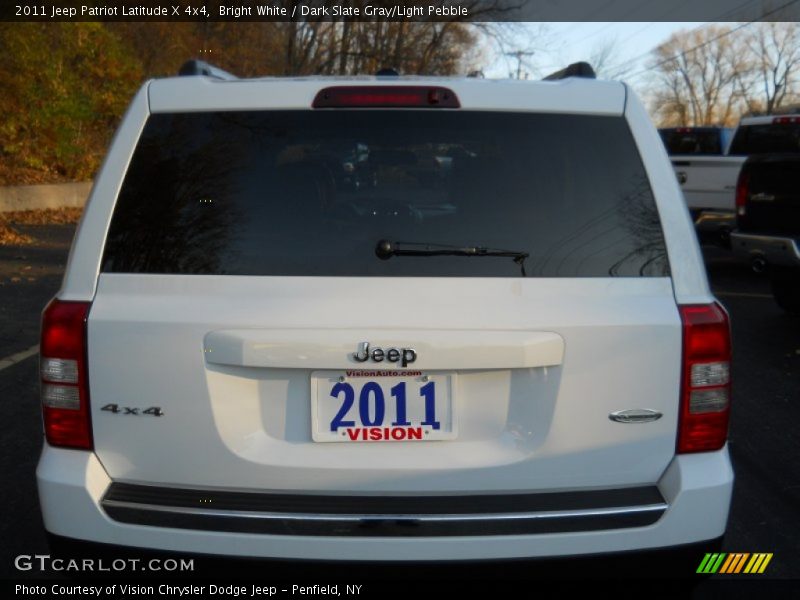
left=0, top=224, right=798, bottom=586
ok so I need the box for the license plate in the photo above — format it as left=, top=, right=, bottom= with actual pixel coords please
left=311, top=370, right=456, bottom=442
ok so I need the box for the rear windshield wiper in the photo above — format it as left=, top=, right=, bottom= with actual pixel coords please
left=375, top=239, right=529, bottom=276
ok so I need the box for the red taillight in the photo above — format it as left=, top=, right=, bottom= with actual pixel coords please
left=735, top=168, right=749, bottom=218
left=772, top=116, right=800, bottom=124
left=40, top=299, right=92, bottom=450
left=313, top=86, right=460, bottom=109
left=678, top=304, right=731, bottom=454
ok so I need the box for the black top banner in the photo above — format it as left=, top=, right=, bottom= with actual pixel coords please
left=3, top=0, right=800, bottom=22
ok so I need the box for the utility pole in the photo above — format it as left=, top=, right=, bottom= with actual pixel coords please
left=505, top=50, right=534, bottom=79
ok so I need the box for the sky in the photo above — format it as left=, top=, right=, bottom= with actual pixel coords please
left=483, top=22, right=709, bottom=86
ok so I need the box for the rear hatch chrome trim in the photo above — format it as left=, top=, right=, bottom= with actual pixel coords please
left=101, top=483, right=667, bottom=537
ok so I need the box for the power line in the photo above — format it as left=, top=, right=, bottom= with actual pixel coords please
left=627, top=0, right=800, bottom=79
left=713, top=0, right=764, bottom=21
left=581, top=0, right=623, bottom=22
left=580, top=22, right=623, bottom=44
left=605, top=0, right=765, bottom=79
left=620, top=0, right=703, bottom=43
left=606, top=23, right=711, bottom=79
left=575, top=0, right=632, bottom=43
left=610, top=0, right=799, bottom=80
left=581, top=0, right=696, bottom=46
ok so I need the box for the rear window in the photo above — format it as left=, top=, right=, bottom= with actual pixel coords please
left=729, top=123, right=800, bottom=155
left=102, top=111, right=669, bottom=278
left=659, top=129, right=727, bottom=155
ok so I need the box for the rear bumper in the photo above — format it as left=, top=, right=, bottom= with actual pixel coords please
left=731, top=232, right=800, bottom=268
left=37, top=444, right=733, bottom=561
left=692, top=210, right=735, bottom=233
left=100, top=483, right=667, bottom=537
left=691, top=210, right=735, bottom=246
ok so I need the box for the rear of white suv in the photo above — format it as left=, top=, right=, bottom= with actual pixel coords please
left=37, top=67, right=733, bottom=561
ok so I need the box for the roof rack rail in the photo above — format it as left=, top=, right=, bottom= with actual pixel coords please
left=178, top=59, right=238, bottom=81
left=543, top=62, right=596, bottom=81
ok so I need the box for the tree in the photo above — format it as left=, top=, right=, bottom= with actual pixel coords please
left=647, top=23, right=800, bottom=127
left=648, top=25, right=750, bottom=127
left=738, top=22, right=800, bottom=115
left=475, top=22, right=551, bottom=79
left=0, top=23, right=141, bottom=183
left=269, top=20, right=479, bottom=76
left=588, top=37, right=634, bottom=80
left=106, top=23, right=202, bottom=77
left=0, top=17, right=487, bottom=184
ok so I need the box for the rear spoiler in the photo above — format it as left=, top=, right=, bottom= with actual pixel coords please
left=175, top=58, right=595, bottom=84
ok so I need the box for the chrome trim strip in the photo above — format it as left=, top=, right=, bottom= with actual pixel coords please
left=102, top=499, right=667, bottom=523
left=609, top=409, right=664, bottom=424
left=103, top=482, right=665, bottom=513
left=101, top=498, right=668, bottom=537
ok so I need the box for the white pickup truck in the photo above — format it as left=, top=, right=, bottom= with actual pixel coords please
left=663, top=116, right=800, bottom=245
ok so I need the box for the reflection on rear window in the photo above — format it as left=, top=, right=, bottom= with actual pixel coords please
left=102, top=111, right=668, bottom=278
